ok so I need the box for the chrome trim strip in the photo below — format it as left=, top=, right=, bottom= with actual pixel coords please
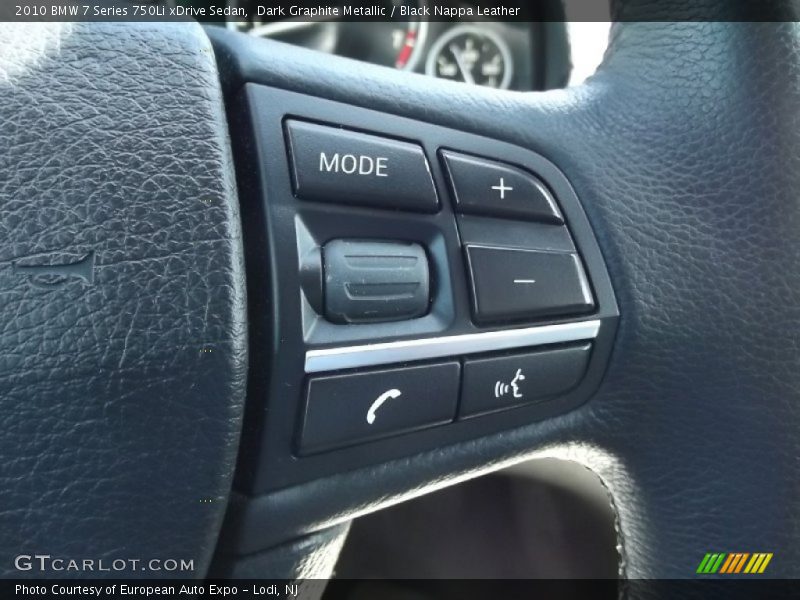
left=305, top=319, right=601, bottom=373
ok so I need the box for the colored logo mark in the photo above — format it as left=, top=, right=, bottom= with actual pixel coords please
left=696, top=552, right=773, bottom=574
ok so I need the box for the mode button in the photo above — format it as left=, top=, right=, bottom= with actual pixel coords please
left=285, top=120, right=439, bottom=213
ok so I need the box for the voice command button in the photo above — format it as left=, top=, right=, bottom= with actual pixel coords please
left=459, top=344, right=592, bottom=418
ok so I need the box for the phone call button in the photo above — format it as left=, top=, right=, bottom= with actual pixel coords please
left=299, top=362, right=460, bottom=454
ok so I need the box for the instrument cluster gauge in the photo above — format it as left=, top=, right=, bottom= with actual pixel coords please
left=226, top=0, right=429, bottom=72
left=425, top=25, right=514, bottom=89
left=338, top=0, right=429, bottom=71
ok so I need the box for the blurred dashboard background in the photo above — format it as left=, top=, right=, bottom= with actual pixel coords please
left=187, top=0, right=610, bottom=91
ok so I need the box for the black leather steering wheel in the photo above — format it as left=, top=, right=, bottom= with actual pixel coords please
left=3, top=3, right=800, bottom=586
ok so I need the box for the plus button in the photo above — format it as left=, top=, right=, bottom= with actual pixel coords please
left=491, top=177, right=513, bottom=200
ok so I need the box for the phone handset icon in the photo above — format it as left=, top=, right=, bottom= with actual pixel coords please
left=366, top=388, right=402, bottom=424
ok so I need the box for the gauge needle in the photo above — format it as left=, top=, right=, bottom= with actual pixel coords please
left=449, top=43, right=476, bottom=85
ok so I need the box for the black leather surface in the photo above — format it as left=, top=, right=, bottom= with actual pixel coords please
left=214, top=523, right=348, bottom=582
left=0, top=23, right=247, bottom=577
left=209, top=8, right=800, bottom=581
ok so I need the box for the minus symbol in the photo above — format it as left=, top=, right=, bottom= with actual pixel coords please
left=514, top=279, right=536, bottom=284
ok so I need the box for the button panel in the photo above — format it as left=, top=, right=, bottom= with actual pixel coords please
left=465, top=245, right=595, bottom=324
left=459, top=344, right=592, bottom=418
left=299, top=343, right=593, bottom=451
left=300, top=362, right=460, bottom=454
left=242, top=85, right=618, bottom=491
left=441, top=150, right=563, bottom=224
left=285, top=120, right=439, bottom=213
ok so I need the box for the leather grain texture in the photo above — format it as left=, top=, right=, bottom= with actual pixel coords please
left=209, top=5, right=800, bottom=581
left=216, top=523, right=349, bottom=583
left=0, top=23, right=247, bottom=577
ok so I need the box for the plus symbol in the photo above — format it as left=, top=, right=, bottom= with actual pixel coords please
left=491, top=177, right=513, bottom=199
